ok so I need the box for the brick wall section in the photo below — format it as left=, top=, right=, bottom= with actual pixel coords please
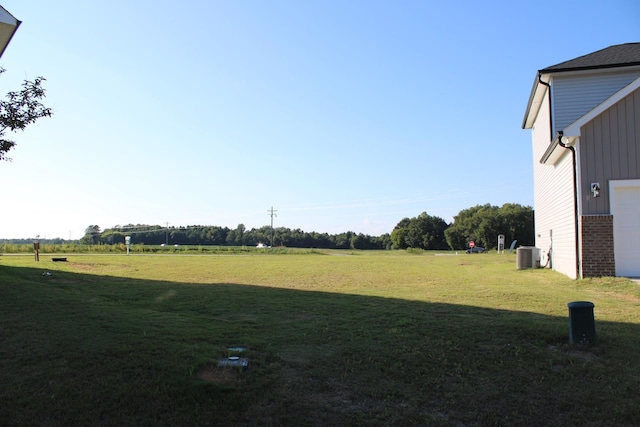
left=580, top=215, right=616, bottom=277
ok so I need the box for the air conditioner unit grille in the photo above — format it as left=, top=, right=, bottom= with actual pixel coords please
left=516, top=247, right=534, bottom=270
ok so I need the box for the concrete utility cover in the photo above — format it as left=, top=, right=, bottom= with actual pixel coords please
left=218, top=357, right=249, bottom=369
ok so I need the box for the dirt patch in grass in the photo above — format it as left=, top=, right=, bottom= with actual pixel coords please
left=69, top=262, right=100, bottom=271
left=196, top=364, right=244, bottom=385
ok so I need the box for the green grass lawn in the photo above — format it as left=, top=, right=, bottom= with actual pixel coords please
left=1, top=251, right=639, bottom=426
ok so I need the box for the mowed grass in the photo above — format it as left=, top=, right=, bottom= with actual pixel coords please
left=1, top=251, right=640, bottom=426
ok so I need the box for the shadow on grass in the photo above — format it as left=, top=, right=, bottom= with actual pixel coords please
left=1, top=265, right=640, bottom=426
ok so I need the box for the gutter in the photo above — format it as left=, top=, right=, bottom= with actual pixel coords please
left=540, top=137, right=561, bottom=164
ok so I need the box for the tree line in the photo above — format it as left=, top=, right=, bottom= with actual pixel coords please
left=81, top=224, right=392, bottom=250
left=391, top=203, right=534, bottom=250
left=78, top=203, right=533, bottom=251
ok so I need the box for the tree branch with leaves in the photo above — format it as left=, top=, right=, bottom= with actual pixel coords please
left=0, top=68, right=52, bottom=161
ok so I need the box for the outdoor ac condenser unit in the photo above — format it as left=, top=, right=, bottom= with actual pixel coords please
left=516, top=247, right=540, bottom=270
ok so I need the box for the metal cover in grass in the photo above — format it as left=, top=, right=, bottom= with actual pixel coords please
left=218, top=357, right=248, bottom=369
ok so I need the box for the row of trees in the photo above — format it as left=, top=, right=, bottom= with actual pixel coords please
left=80, top=203, right=533, bottom=251
left=445, top=203, right=534, bottom=250
left=82, top=224, right=392, bottom=250
left=391, top=203, right=534, bottom=250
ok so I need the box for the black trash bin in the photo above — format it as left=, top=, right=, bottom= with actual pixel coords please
left=568, top=301, right=596, bottom=344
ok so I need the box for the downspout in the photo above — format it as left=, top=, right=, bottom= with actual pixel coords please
left=557, top=130, right=581, bottom=278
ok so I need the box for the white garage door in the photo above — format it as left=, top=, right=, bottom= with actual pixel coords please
left=611, top=180, right=640, bottom=277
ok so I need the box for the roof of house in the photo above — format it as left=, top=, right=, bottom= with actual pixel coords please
left=540, top=42, right=640, bottom=73
left=522, top=42, right=640, bottom=129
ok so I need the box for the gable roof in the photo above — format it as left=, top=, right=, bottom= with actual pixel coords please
left=522, top=42, right=640, bottom=129
left=562, top=75, right=640, bottom=137
left=541, top=43, right=640, bottom=73
left=540, top=76, right=640, bottom=165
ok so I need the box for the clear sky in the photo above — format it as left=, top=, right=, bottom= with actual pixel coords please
left=0, top=1, right=638, bottom=240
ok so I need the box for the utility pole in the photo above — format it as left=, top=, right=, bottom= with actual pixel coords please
left=267, top=206, right=277, bottom=247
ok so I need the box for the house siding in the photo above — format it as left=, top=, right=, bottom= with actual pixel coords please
left=544, top=153, right=578, bottom=278
left=531, top=90, right=578, bottom=278
left=580, top=87, right=640, bottom=215
left=552, top=71, right=640, bottom=135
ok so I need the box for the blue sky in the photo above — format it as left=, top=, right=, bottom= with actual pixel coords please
left=0, top=1, right=638, bottom=240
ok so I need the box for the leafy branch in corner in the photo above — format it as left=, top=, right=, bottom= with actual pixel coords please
left=0, top=68, right=52, bottom=161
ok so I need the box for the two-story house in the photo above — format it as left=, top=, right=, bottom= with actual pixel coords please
left=522, top=43, right=640, bottom=279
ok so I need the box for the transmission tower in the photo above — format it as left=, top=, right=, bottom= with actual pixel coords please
left=267, top=206, right=277, bottom=247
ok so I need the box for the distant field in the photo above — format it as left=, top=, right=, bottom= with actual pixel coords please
left=1, top=251, right=639, bottom=426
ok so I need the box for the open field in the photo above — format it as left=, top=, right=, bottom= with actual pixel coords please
left=1, top=250, right=640, bottom=426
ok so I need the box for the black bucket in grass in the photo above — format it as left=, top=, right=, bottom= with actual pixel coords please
left=568, top=301, right=596, bottom=345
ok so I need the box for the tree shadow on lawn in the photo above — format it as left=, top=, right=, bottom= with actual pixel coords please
left=1, top=265, right=639, bottom=426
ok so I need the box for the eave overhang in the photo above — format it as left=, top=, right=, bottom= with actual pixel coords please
left=522, top=72, right=550, bottom=130
left=522, top=63, right=640, bottom=131
left=0, top=6, right=20, bottom=59
left=540, top=133, right=575, bottom=165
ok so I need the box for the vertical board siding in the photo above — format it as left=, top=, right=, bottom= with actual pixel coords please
left=611, top=103, right=625, bottom=177
left=628, top=91, right=639, bottom=172
left=553, top=71, right=640, bottom=134
left=601, top=109, right=612, bottom=204
left=580, top=88, right=640, bottom=215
